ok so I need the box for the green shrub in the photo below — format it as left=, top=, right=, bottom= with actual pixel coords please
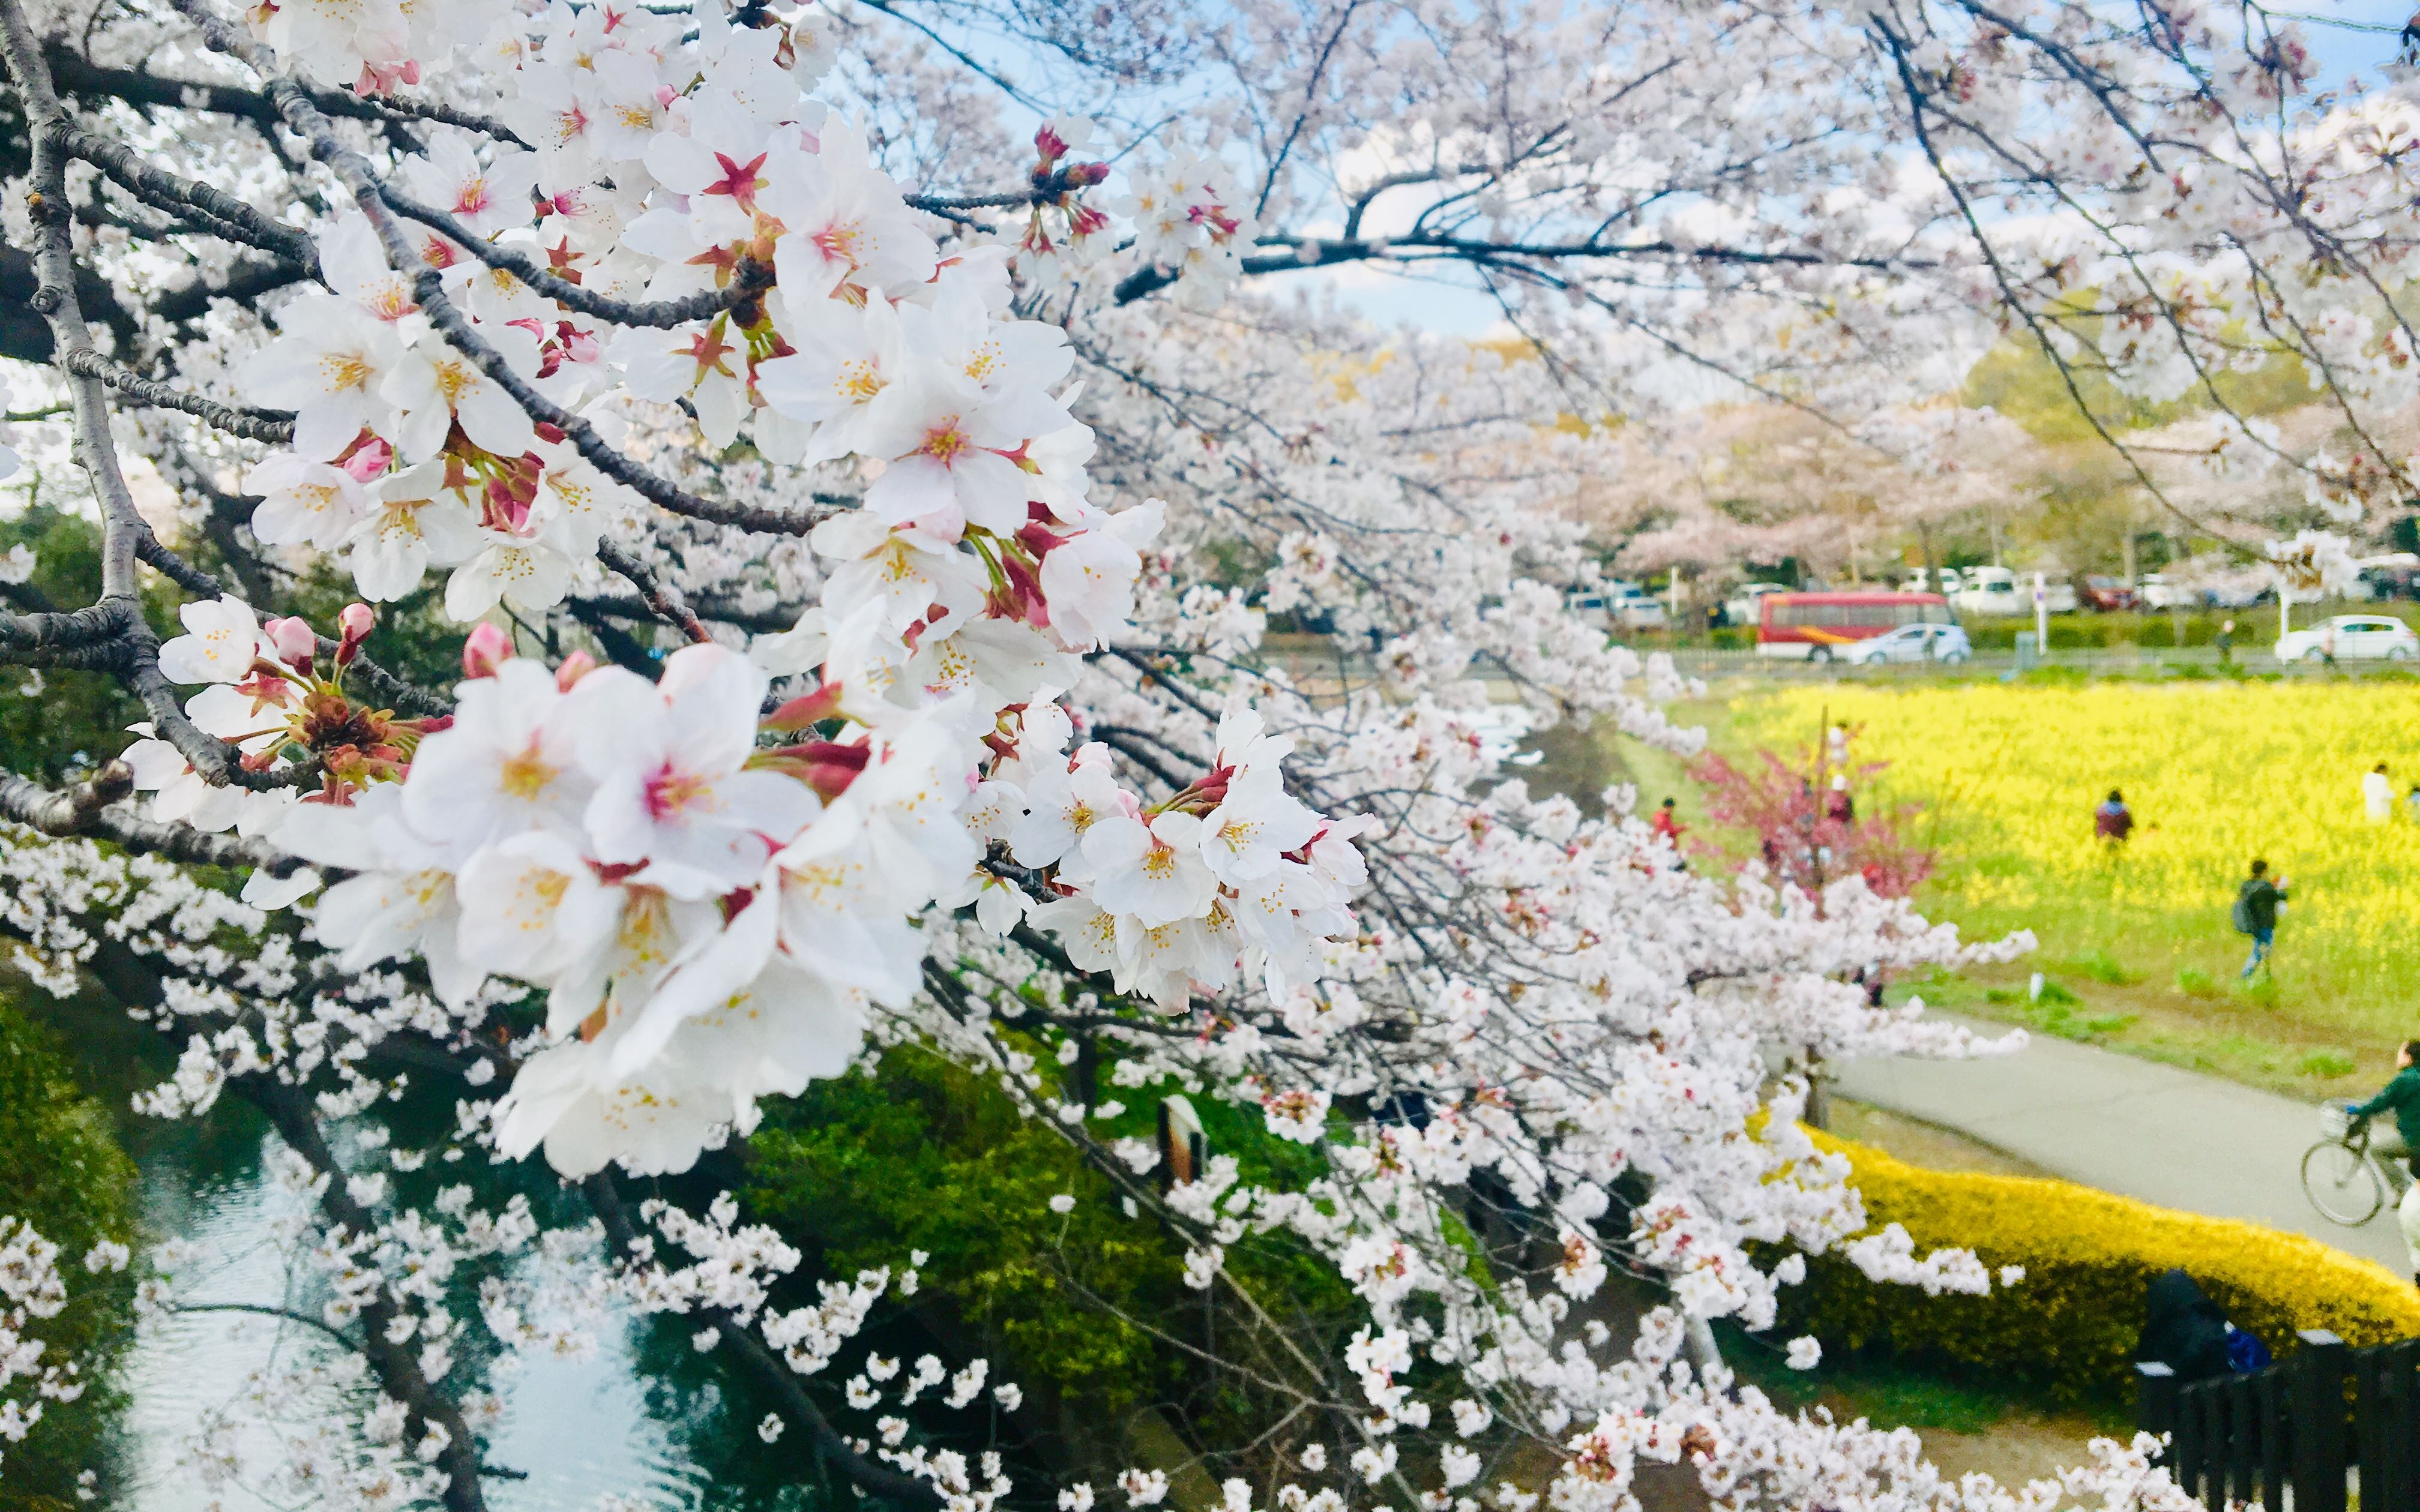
left=746, top=1046, right=1352, bottom=1426
left=2299, top=1048, right=2358, bottom=1079
left=1777, top=1129, right=2420, bottom=1404
left=0, top=997, right=136, bottom=1510
left=2174, top=967, right=2217, bottom=997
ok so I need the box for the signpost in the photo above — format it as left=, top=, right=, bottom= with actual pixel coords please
left=2033, top=571, right=2049, bottom=658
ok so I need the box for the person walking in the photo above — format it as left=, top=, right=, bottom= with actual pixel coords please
left=1652, top=797, right=1684, bottom=843
left=2405, top=783, right=2420, bottom=825
left=2234, top=859, right=2289, bottom=978
left=2367, top=762, right=2397, bottom=824
left=2094, top=788, right=2135, bottom=848
left=2216, top=619, right=2235, bottom=665
left=2346, top=1040, right=2420, bottom=1286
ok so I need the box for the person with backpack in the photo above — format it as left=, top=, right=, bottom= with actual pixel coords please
left=2094, top=788, right=2135, bottom=848
left=2234, top=859, right=2289, bottom=979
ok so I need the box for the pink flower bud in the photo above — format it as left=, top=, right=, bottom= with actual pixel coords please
left=262, top=616, right=316, bottom=673
left=340, top=435, right=393, bottom=483
left=462, top=622, right=512, bottom=680
left=334, top=602, right=376, bottom=668
left=553, top=650, right=598, bottom=691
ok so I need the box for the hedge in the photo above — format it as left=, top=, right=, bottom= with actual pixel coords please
left=1773, top=1128, right=2420, bottom=1402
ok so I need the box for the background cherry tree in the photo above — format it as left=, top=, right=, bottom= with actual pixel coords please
left=0, top=0, right=2393, bottom=1508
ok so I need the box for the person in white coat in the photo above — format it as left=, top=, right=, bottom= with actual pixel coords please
left=2365, top=761, right=2395, bottom=823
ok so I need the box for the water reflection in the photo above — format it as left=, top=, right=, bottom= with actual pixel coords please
left=113, top=1120, right=721, bottom=1510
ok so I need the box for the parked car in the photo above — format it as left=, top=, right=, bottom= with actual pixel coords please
left=2079, top=575, right=2140, bottom=612
left=1901, top=568, right=1964, bottom=596
left=2140, top=572, right=2196, bottom=610
left=1844, top=623, right=1973, bottom=665
left=1723, top=582, right=1789, bottom=625
left=2274, top=614, right=2420, bottom=663
left=1957, top=568, right=2023, bottom=616
left=1960, top=568, right=2075, bottom=614
left=1565, top=591, right=1610, bottom=629
left=1609, top=588, right=1667, bottom=629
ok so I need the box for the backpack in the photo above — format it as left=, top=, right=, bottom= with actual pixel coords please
left=2231, top=889, right=2256, bottom=935
left=2226, top=1324, right=2274, bottom=1374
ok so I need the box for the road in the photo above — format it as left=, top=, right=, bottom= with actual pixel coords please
left=1831, top=1015, right=2413, bottom=1274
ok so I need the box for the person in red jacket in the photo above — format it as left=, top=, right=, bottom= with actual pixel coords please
left=1651, top=797, right=1684, bottom=842
left=2094, top=788, right=2135, bottom=847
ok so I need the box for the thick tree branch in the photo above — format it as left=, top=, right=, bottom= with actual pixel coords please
left=0, top=760, right=302, bottom=871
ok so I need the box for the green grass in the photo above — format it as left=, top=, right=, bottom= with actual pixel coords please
left=2300, top=1048, right=2358, bottom=1079
left=1718, top=1324, right=2128, bottom=1434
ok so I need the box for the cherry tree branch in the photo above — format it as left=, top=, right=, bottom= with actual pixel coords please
left=0, top=761, right=306, bottom=872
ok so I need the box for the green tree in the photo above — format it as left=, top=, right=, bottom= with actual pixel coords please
left=0, top=995, right=137, bottom=1511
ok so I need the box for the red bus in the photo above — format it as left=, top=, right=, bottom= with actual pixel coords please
left=1757, top=592, right=1955, bottom=661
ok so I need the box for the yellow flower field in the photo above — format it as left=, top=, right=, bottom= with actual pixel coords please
left=1718, top=682, right=2420, bottom=1048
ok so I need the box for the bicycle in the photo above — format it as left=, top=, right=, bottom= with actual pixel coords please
left=2301, top=1104, right=2413, bottom=1226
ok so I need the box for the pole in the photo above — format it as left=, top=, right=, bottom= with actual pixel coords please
left=2034, top=571, right=2048, bottom=656
left=2280, top=586, right=2291, bottom=644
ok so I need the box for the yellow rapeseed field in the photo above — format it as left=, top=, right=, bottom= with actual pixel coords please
left=1719, top=682, right=2420, bottom=1048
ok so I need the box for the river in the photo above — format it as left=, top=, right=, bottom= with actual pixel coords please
left=50, top=995, right=814, bottom=1512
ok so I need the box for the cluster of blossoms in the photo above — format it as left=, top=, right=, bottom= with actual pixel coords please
left=0, top=1220, right=123, bottom=1468
left=1113, top=149, right=1260, bottom=311
left=109, top=0, right=1370, bottom=1185
left=122, top=596, right=430, bottom=870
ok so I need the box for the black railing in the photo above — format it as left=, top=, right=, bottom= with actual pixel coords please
left=2137, top=1330, right=2420, bottom=1512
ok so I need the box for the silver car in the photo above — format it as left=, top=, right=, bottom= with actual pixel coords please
left=1845, top=623, right=1973, bottom=665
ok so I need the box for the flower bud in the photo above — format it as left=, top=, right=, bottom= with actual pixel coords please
left=335, top=602, right=376, bottom=668
left=553, top=650, right=598, bottom=691
left=461, top=622, right=512, bottom=680
left=263, top=616, right=317, bottom=673
left=337, top=434, right=393, bottom=483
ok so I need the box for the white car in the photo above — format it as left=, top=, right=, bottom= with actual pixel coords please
left=1957, top=571, right=2024, bottom=616
left=2140, top=572, right=2197, bottom=610
left=2275, top=614, right=2420, bottom=663
left=1610, top=590, right=1667, bottom=629
left=1845, top=623, right=1973, bottom=665
left=1901, top=568, right=1963, bottom=596
left=1724, top=582, right=1789, bottom=625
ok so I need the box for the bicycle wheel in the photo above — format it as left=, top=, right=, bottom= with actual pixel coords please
left=2303, top=1139, right=2388, bottom=1226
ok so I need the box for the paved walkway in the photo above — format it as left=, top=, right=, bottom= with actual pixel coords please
left=1832, top=1015, right=2414, bottom=1274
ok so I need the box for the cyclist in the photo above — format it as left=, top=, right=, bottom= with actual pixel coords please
left=2346, top=1039, right=2420, bottom=1285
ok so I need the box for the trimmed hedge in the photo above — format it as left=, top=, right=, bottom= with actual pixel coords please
left=1774, top=1128, right=2420, bottom=1402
